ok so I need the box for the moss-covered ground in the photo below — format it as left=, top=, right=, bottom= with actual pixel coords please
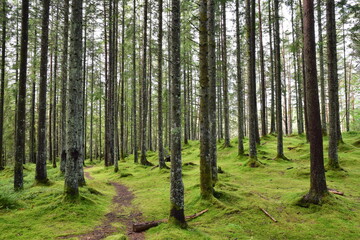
left=1, top=132, right=360, bottom=239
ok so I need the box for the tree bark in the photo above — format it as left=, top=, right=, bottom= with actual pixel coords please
left=221, top=1, right=230, bottom=148
left=199, top=0, right=213, bottom=199
left=14, top=0, right=29, bottom=190
left=35, top=0, right=50, bottom=183
left=208, top=0, right=217, bottom=182
left=65, top=0, right=83, bottom=198
left=60, top=0, right=69, bottom=174
left=169, top=0, right=186, bottom=227
left=236, top=0, right=244, bottom=156
left=317, top=0, right=327, bottom=136
left=132, top=0, right=138, bottom=163
left=258, top=0, right=267, bottom=137
left=301, top=0, right=328, bottom=204
left=140, top=0, right=152, bottom=166
left=326, top=0, right=341, bottom=169
left=0, top=0, right=6, bottom=170
left=274, top=0, right=287, bottom=160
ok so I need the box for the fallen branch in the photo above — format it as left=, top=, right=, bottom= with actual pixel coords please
left=328, top=188, right=344, bottom=196
left=259, top=207, right=277, bottom=223
left=132, top=209, right=208, bottom=232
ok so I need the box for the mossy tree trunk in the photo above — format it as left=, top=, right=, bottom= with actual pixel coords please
left=246, top=0, right=259, bottom=166
left=60, top=0, right=69, bottom=174
left=199, top=0, right=213, bottom=199
left=208, top=0, right=217, bottom=183
left=65, top=0, right=83, bottom=198
left=0, top=0, right=6, bottom=170
left=158, top=0, right=167, bottom=169
left=326, top=0, right=341, bottom=170
left=301, top=0, right=328, bottom=204
left=169, top=0, right=186, bottom=228
left=235, top=0, right=244, bottom=156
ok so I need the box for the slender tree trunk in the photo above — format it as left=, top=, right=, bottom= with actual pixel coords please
left=317, top=0, right=327, bottom=136
left=60, top=0, right=69, bottom=173
left=299, top=0, right=309, bottom=142
left=140, top=0, right=152, bottom=166
left=246, top=0, right=260, bottom=166
left=90, top=26, right=95, bottom=163
left=258, top=0, right=267, bottom=137
left=269, top=1, right=275, bottom=134
left=65, top=0, right=83, bottom=198
left=274, top=0, right=287, bottom=160
left=0, top=0, right=6, bottom=170
left=326, top=0, right=341, bottom=169
left=199, top=0, right=213, bottom=199
left=14, top=0, right=29, bottom=190
left=52, top=5, right=60, bottom=168
left=221, top=1, right=230, bottom=148
left=120, top=0, right=125, bottom=160
left=35, top=0, right=50, bottom=183
left=301, top=0, right=328, bottom=204
left=158, top=0, right=167, bottom=169
left=343, top=18, right=349, bottom=132
left=132, top=0, right=138, bottom=163
left=208, top=0, right=218, bottom=182
left=169, top=0, right=186, bottom=227
left=235, top=0, right=244, bottom=156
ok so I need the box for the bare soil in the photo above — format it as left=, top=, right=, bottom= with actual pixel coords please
left=60, top=168, right=144, bottom=240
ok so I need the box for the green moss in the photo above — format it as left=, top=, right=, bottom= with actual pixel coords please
left=1, top=133, right=360, bottom=239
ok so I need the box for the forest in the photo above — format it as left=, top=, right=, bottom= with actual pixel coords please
left=0, top=0, right=360, bottom=239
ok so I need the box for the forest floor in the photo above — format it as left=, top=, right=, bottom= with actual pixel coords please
left=1, top=132, right=360, bottom=239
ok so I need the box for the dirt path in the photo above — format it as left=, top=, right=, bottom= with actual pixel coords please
left=61, top=167, right=144, bottom=240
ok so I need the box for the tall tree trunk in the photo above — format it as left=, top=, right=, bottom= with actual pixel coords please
left=221, top=1, right=230, bottom=148
left=132, top=0, right=138, bottom=163
left=258, top=0, right=267, bottom=137
left=29, top=28, right=37, bottom=165
left=65, top=0, right=83, bottom=198
left=120, top=0, right=125, bottom=160
left=274, top=0, right=287, bottom=160
left=169, top=0, right=186, bottom=227
left=326, top=0, right=341, bottom=169
left=317, top=0, right=327, bottom=136
left=90, top=26, right=95, bottom=163
left=301, top=0, right=328, bottom=204
left=342, top=17, right=349, bottom=132
left=269, top=1, right=276, bottom=134
left=60, top=0, right=69, bottom=174
left=140, top=0, right=152, bottom=166
left=14, top=0, right=29, bottom=190
left=299, top=0, right=309, bottom=142
left=208, top=0, right=217, bottom=182
left=235, top=0, right=244, bottom=156
left=246, top=0, right=260, bottom=166
left=158, top=0, right=167, bottom=169
left=35, top=0, right=50, bottom=184
left=0, top=0, right=6, bottom=170
left=52, top=4, right=60, bottom=168
left=199, top=0, right=213, bottom=199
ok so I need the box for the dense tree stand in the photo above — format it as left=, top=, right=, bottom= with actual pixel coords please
left=299, top=0, right=329, bottom=205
